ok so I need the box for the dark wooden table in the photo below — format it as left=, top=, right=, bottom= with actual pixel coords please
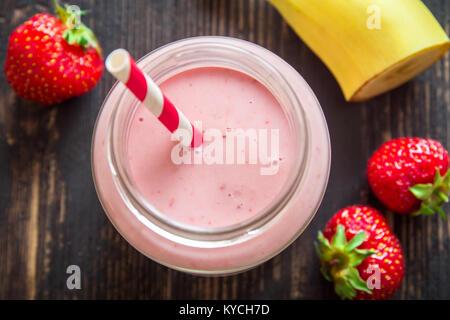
left=0, top=0, right=449, bottom=300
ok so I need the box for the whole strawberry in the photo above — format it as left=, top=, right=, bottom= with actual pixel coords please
left=367, top=138, right=449, bottom=218
left=315, top=206, right=404, bottom=300
left=4, top=0, right=103, bottom=105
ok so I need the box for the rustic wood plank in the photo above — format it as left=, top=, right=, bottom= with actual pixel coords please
left=0, top=0, right=448, bottom=299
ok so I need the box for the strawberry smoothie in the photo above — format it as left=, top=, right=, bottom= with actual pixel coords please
left=92, top=37, right=330, bottom=274
left=127, top=67, right=295, bottom=228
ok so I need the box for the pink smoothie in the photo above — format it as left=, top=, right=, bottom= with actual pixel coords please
left=93, top=37, right=330, bottom=273
left=127, top=67, right=295, bottom=228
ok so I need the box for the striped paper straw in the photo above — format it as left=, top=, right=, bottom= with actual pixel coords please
left=105, top=48, right=202, bottom=148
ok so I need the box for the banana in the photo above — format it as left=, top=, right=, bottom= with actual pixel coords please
left=268, top=0, right=450, bottom=101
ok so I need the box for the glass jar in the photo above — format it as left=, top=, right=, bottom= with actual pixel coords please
left=92, top=36, right=331, bottom=275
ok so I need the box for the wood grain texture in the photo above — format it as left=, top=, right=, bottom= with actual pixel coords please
left=0, top=0, right=449, bottom=299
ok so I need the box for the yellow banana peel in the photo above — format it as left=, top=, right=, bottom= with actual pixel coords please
left=269, top=0, right=450, bottom=101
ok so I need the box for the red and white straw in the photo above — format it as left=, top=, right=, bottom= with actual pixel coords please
left=105, top=48, right=202, bottom=148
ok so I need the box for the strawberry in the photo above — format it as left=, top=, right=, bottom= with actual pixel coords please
left=315, top=206, right=404, bottom=300
left=4, top=0, right=103, bottom=105
left=367, top=138, right=449, bottom=218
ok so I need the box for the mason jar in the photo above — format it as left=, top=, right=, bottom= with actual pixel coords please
left=92, top=36, right=331, bottom=275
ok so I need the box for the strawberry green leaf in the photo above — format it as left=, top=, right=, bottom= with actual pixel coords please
left=335, top=278, right=356, bottom=300
left=350, top=248, right=376, bottom=267
left=410, top=168, right=450, bottom=219
left=331, top=224, right=346, bottom=249
left=437, top=191, right=449, bottom=203
left=315, top=224, right=376, bottom=300
left=345, top=231, right=366, bottom=251
left=436, top=206, right=447, bottom=221
left=409, top=184, right=434, bottom=200
left=317, top=231, right=331, bottom=249
left=347, top=268, right=372, bottom=294
left=320, top=266, right=333, bottom=282
left=54, top=0, right=102, bottom=56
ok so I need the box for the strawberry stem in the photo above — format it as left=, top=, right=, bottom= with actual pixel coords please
left=315, top=225, right=376, bottom=299
left=410, top=168, right=450, bottom=219
left=53, top=0, right=102, bottom=56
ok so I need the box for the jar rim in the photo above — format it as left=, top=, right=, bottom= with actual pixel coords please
left=101, top=36, right=311, bottom=246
